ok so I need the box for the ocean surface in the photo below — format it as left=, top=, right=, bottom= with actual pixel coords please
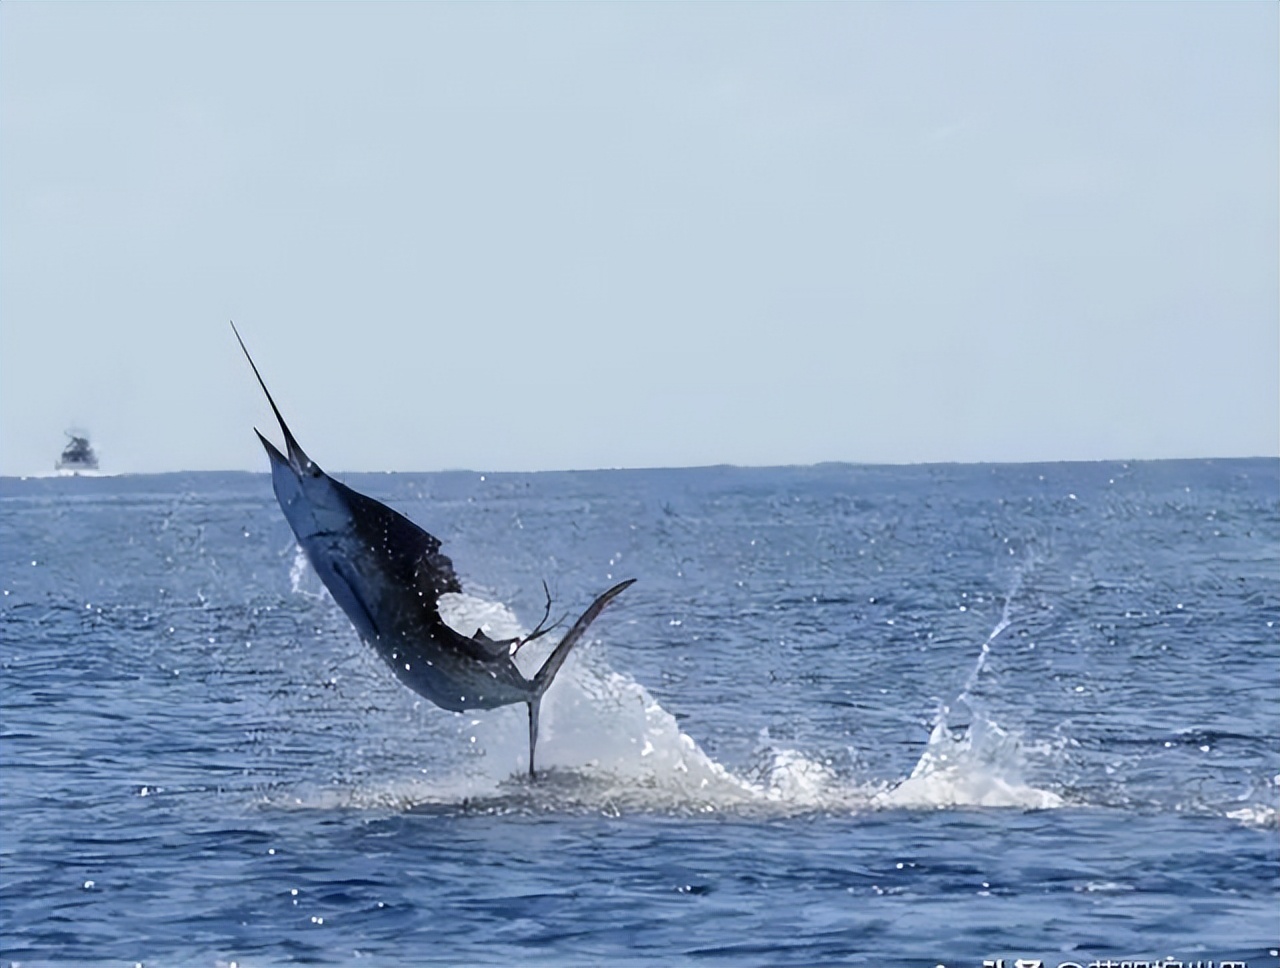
left=1, top=459, right=1277, bottom=967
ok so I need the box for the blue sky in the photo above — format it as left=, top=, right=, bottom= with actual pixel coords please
left=2, top=2, right=1276, bottom=474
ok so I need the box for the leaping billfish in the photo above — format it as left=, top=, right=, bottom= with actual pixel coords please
left=232, top=323, right=635, bottom=777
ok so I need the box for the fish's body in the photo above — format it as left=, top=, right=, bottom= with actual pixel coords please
left=234, top=324, right=634, bottom=774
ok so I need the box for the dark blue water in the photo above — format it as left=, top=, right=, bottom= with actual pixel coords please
left=2, top=460, right=1277, bottom=966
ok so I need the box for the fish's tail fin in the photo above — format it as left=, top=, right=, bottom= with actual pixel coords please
left=525, top=578, right=636, bottom=777
left=531, top=579, right=636, bottom=697
left=231, top=321, right=315, bottom=473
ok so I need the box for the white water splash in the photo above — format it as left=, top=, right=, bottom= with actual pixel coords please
left=288, top=545, right=327, bottom=600
left=435, top=593, right=769, bottom=809
left=281, top=580, right=1062, bottom=815
left=438, top=591, right=524, bottom=642
left=874, top=718, right=1063, bottom=810
left=876, top=569, right=1063, bottom=810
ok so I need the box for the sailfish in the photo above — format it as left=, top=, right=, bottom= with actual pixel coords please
left=232, top=323, right=635, bottom=777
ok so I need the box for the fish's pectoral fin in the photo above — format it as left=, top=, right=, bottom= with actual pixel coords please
left=330, top=558, right=382, bottom=641
left=511, top=579, right=563, bottom=654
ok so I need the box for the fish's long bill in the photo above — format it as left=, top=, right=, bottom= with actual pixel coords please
left=230, top=321, right=314, bottom=472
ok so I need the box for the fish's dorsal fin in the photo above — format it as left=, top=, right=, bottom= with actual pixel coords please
left=231, top=321, right=314, bottom=472
left=416, top=549, right=463, bottom=601
left=326, top=476, right=463, bottom=609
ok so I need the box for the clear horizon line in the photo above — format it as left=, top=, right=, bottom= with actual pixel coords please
left=4, top=453, right=1277, bottom=481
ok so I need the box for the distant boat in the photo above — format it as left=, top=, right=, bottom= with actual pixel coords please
left=56, top=433, right=99, bottom=473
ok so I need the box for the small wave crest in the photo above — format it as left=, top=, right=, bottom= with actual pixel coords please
left=1225, top=804, right=1278, bottom=829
